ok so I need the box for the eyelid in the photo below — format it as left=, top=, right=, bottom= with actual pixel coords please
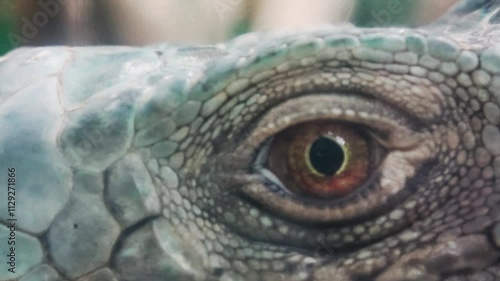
left=244, top=93, right=423, bottom=151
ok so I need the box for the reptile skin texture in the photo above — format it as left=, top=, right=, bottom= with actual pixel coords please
left=1, top=0, right=500, bottom=280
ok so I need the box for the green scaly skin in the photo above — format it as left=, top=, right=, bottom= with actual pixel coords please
left=1, top=1, right=500, bottom=280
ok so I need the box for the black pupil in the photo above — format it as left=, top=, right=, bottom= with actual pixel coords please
left=309, top=136, right=345, bottom=176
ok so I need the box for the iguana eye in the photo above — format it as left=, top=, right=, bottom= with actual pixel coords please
left=240, top=94, right=430, bottom=224
left=266, top=121, right=370, bottom=198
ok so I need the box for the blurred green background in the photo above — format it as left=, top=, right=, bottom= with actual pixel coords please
left=353, top=0, right=415, bottom=27
left=0, top=0, right=456, bottom=56
left=0, top=1, right=15, bottom=55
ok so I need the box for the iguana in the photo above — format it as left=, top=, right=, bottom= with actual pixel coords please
left=1, top=0, right=500, bottom=280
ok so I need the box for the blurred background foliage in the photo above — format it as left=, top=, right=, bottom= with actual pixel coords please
left=0, top=1, right=15, bottom=55
left=0, top=0, right=458, bottom=56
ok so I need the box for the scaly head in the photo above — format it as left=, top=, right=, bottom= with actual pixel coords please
left=0, top=0, right=500, bottom=280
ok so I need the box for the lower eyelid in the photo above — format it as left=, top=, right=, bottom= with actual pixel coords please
left=241, top=178, right=384, bottom=223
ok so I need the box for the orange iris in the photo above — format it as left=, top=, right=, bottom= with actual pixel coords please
left=267, top=121, right=369, bottom=198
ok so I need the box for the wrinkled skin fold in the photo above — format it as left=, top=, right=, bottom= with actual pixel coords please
left=0, top=0, right=500, bottom=280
